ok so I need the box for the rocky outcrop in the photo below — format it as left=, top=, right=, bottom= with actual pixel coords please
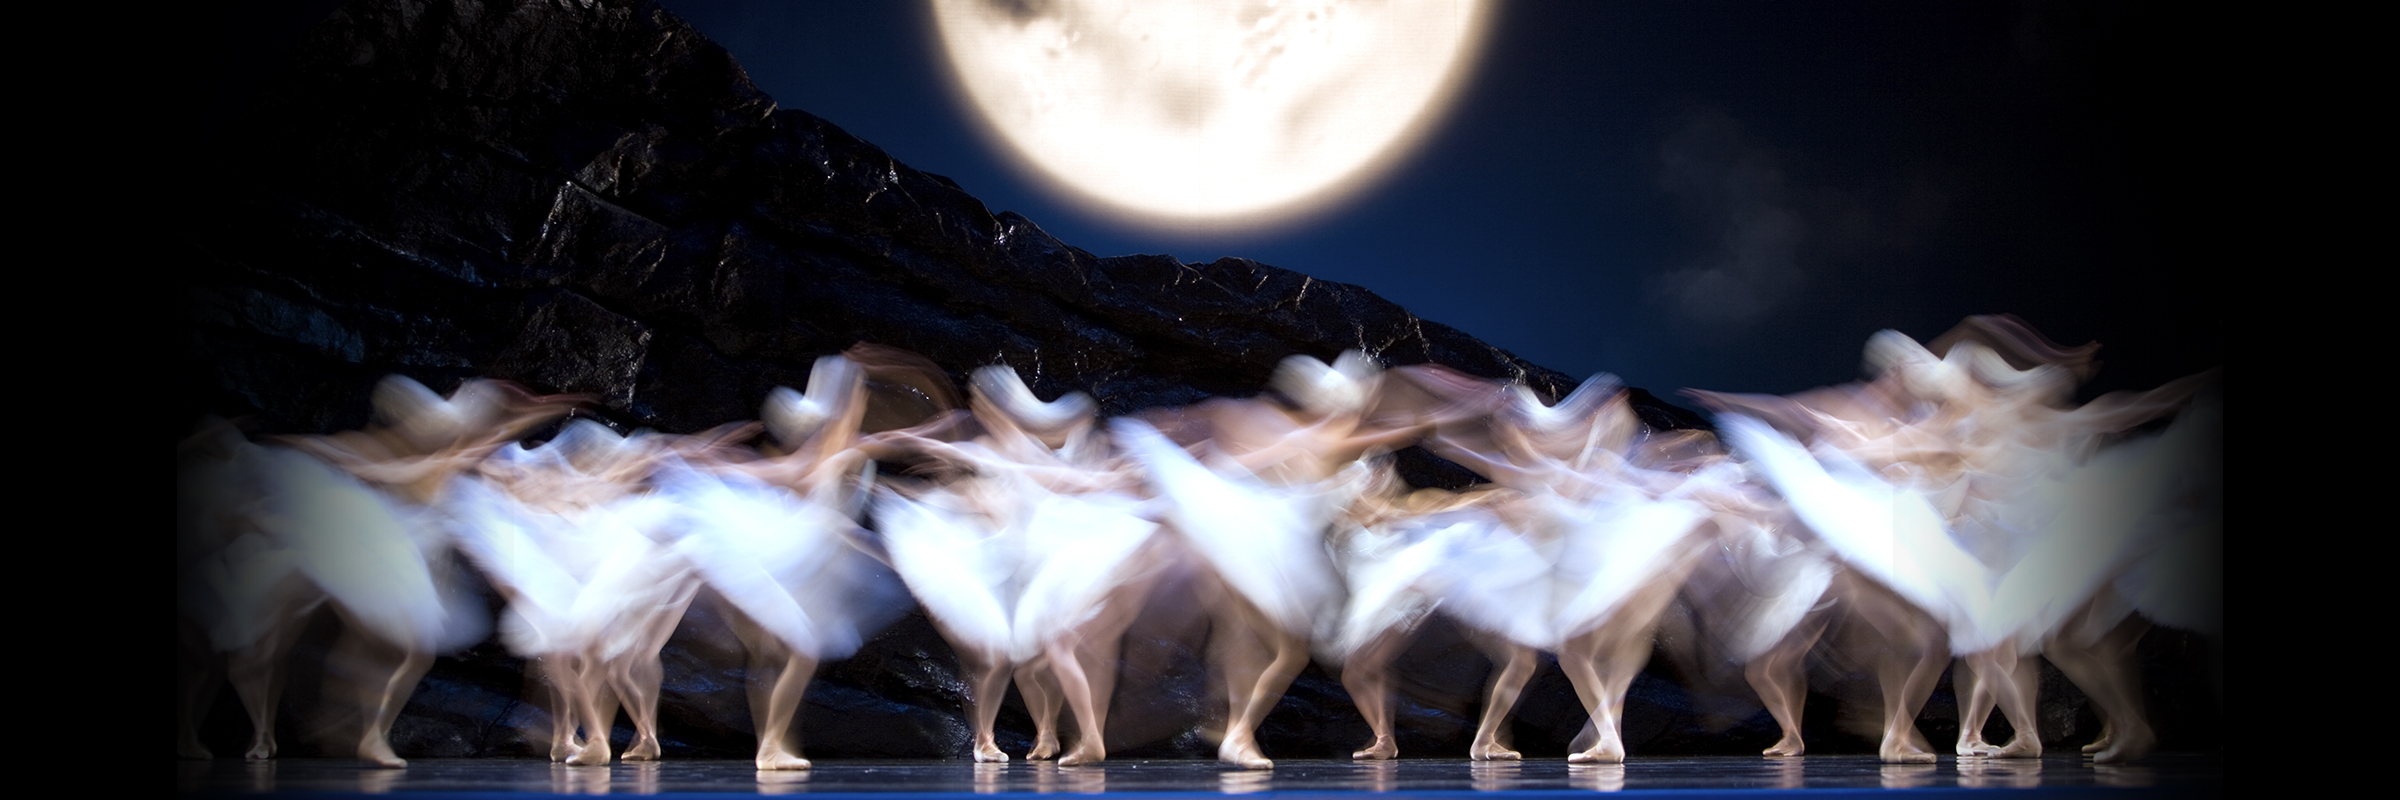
left=179, top=0, right=1699, bottom=446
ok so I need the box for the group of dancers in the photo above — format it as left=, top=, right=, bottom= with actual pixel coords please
left=175, top=315, right=2220, bottom=770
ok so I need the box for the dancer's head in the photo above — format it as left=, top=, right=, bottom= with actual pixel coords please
left=371, top=376, right=532, bottom=454
left=1501, top=373, right=1635, bottom=462
left=970, top=365, right=1096, bottom=448
left=765, top=355, right=867, bottom=451
left=1864, top=330, right=1975, bottom=405
left=1270, top=350, right=1383, bottom=420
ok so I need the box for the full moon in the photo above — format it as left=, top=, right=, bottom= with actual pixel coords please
left=932, top=0, right=1493, bottom=227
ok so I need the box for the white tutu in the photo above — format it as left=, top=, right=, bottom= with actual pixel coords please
left=1720, top=415, right=1996, bottom=653
left=662, top=463, right=892, bottom=660
left=1109, top=417, right=1355, bottom=638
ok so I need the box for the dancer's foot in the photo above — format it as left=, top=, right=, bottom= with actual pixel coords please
left=1469, top=740, right=1521, bottom=762
left=1568, top=741, right=1625, bottom=764
left=180, top=738, right=214, bottom=760
left=623, top=737, right=662, bottom=761
left=1218, top=738, right=1273, bottom=770
left=1352, top=737, right=1397, bottom=761
left=1027, top=734, right=1059, bottom=761
left=1879, top=735, right=1937, bottom=764
left=973, top=742, right=1009, bottom=763
left=357, top=738, right=407, bottom=768
left=755, top=750, right=812, bottom=771
left=2080, top=723, right=2115, bottom=755
left=1990, top=735, right=2041, bottom=759
left=565, top=739, right=612, bottom=766
left=1763, top=734, right=1806, bottom=757
left=2089, top=725, right=2154, bottom=764
left=245, top=734, right=277, bottom=761
left=1957, top=732, right=1997, bottom=757
left=1058, top=743, right=1106, bottom=766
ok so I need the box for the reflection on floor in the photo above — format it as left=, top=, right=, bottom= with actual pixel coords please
left=179, top=754, right=2220, bottom=797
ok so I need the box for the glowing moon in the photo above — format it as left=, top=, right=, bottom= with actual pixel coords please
left=932, top=0, right=1492, bottom=226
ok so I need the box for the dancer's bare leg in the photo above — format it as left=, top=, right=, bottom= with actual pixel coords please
left=1870, top=643, right=1945, bottom=763
left=1557, top=635, right=1608, bottom=753
left=333, top=629, right=433, bottom=768
left=539, top=655, right=586, bottom=762
left=1567, top=583, right=1682, bottom=765
left=730, top=611, right=815, bottom=771
left=1567, top=624, right=1656, bottom=764
left=752, top=651, right=818, bottom=771
left=1340, top=629, right=1407, bottom=760
left=1557, top=632, right=1620, bottom=764
left=1078, top=617, right=1129, bottom=739
left=1747, top=615, right=1825, bottom=757
left=1204, top=591, right=1274, bottom=769
left=951, top=643, right=1012, bottom=764
left=612, top=655, right=664, bottom=760
left=1847, top=579, right=1943, bottom=764
left=1062, top=588, right=1140, bottom=761
left=615, top=590, right=694, bottom=761
left=1215, top=596, right=1303, bottom=770
left=1048, top=636, right=1109, bottom=765
left=1468, top=634, right=1536, bottom=761
left=1954, top=657, right=1999, bottom=756
left=1965, top=648, right=2042, bottom=758
left=227, top=590, right=320, bottom=761
left=228, top=618, right=306, bottom=761
left=566, top=656, right=624, bottom=766
left=178, top=621, right=222, bottom=760
left=1015, top=658, right=1061, bottom=760
left=1226, top=625, right=1306, bottom=770
left=2046, top=614, right=2154, bottom=763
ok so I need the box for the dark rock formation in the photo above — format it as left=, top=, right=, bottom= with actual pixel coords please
left=181, top=0, right=2204, bottom=762
left=178, top=0, right=1699, bottom=443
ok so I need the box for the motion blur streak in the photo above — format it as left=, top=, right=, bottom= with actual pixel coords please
left=178, top=318, right=2219, bottom=769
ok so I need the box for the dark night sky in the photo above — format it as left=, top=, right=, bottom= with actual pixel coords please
left=199, top=1, right=2227, bottom=404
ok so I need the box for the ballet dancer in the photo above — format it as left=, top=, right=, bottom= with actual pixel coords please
left=1110, top=351, right=1437, bottom=769
left=871, top=365, right=1162, bottom=764
left=662, top=354, right=905, bottom=770
left=1413, top=371, right=1723, bottom=763
left=254, top=377, right=577, bottom=766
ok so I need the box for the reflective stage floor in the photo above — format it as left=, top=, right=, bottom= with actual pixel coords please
left=179, top=754, right=2221, bottom=798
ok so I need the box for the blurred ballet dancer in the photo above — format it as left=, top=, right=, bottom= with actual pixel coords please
left=179, top=417, right=307, bottom=761
left=246, top=377, right=576, bottom=766
left=872, top=365, right=1161, bottom=764
left=1697, top=333, right=2002, bottom=764
left=1646, top=427, right=1842, bottom=758
left=663, top=352, right=915, bottom=770
left=1318, top=458, right=1518, bottom=761
left=1412, top=371, right=1722, bottom=763
left=1915, top=318, right=2220, bottom=763
left=446, top=419, right=702, bottom=765
left=1110, top=351, right=1437, bottom=769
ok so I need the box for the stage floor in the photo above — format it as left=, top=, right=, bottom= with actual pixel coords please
left=179, top=754, right=2220, bottom=797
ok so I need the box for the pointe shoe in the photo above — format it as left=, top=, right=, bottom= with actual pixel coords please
left=1219, top=740, right=1273, bottom=770
left=755, top=751, right=812, bottom=771
left=1026, top=737, right=1058, bottom=761
left=357, top=739, right=408, bottom=769
left=1469, top=741, right=1521, bottom=762
left=1058, top=744, right=1106, bottom=767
